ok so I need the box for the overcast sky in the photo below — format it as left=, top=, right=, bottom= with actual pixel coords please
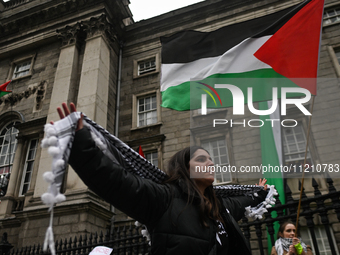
left=129, top=0, right=205, bottom=22
left=3, top=0, right=205, bottom=22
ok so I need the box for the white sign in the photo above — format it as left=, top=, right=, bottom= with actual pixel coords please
left=89, top=246, right=113, bottom=255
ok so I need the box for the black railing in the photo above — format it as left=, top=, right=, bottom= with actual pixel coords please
left=241, top=177, right=340, bottom=255
left=5, top=177, right=340, bottom=255
left=9, top=225, right=150, bottom=255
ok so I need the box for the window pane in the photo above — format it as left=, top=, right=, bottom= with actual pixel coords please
left=24, top=171, right=31, bottom=183
left=27, top=139, right=38, bottom=160
left=30, top=139, right=37, bottom=148
left=22, top=184, right=29, bottom=195
left=0, top=122, right=18, bottom=196
left=283, top=123, right=312, bottom=173
left=213, top=148, right=218, bottom=156
left=145, top=102, right=150, bottom=111
left=289, top=144, right=297, bottom=153
left=20, top=139, right=38, bottom=196
left=0, top=156, right=4, bottom=165
left=219, top=147, right=227, bottom=155
left=13, top=60, right=31, bottom=79
left=25, top=161, right=34, bottom=174
left=0, top=122, right=19, bottom=176
left=138, top=58, right=156, bottom=75
left=328, top=10, right=335, bottom=16
left=28, top=150, right=35, bottom=160
left=2, top=145, right=8, bottom=154
left=146, top=151, right=158, bottom=167
left=137, top=94, right=158, bottom=127
left=324, top=8, right=340, bottom=25
left=221, top=155, right=228, bottom=164
left=201, top=138, right=231, bottom=183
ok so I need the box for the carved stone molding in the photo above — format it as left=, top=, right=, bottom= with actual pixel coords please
left=81, top=14, right=117, bottom=43
left=56, top=15, right=118, bottom=48
left=34, top=81, right=46, bottom=111
left=56, top=23, right=84, bottom=47
left=0, top=81, right=46, bottom=107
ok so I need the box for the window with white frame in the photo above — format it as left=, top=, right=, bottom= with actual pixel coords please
left=0, top=122, right=19, bottom=177
left=12, top=60, right=32, bottom=79
left=146, top=151, right=158, bottom=167
left=324, top=7, right=340, bottom=25
left=283, top=123, right=313, bottom=173
left=300, top=226, right=339, bottom=255
left=133, top=54, right=159, bottom=79
left=20, top=138, right=38, bottom=196
left=138, top=58, right=156, bottom=75
left=201, top=138, right=231, bottom=183
left=137, top=94, right=157, bottom=127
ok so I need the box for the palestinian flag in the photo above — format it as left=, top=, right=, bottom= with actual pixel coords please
left=160, top=0, right=325, bottom=111
left=0, top=81, right=12, bottom=98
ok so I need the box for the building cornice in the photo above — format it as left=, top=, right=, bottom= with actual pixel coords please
left=0, top=0, right=131, bottom=44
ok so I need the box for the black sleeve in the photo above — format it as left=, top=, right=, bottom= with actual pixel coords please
left=68, top=127, right=170, bottom=225
left=222, top=190, right=268, bottom=221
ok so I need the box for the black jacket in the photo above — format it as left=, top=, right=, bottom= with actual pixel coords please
left=69, top=128, right=267, bottom=255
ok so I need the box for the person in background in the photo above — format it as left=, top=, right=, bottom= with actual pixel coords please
left=271, top=221, right=313, bottom=255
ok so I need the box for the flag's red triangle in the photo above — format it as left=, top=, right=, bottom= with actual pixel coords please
left=138, top=145, right=145, bottom=158
left=254, top=0, right=325, bottom=95
left=0, top=80, right=12, bottom=92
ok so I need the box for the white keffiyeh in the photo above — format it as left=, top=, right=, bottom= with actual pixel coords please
left=275, top=237, right=307, bottom=255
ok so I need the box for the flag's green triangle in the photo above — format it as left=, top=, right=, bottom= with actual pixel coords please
left=0, top=91, right=11, bottom=98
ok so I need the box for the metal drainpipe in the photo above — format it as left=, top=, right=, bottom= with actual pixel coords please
left=111, top=41, right=123, bottom=230
left=115, top=42, right=123, bottom=137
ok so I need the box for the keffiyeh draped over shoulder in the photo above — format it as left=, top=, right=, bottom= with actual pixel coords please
left=275, top=237, right=308, bottom=255
left=41, top=112, right=277, bottom=254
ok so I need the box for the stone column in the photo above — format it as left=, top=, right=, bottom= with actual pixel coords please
left=64, top=15, right=113, bottom=192
left=76, top=15, right=113, bottom=128
left=0, top=138, right=23, bottom=218
left=34, top=24, right=82, bottom=198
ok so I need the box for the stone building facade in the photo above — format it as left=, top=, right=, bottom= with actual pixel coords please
left=0, top=0, right=340, bottom=252
left=0, top=0, right=132, bottom=247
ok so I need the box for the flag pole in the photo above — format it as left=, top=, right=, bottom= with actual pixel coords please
left=295, top=95, right=316, bottom=234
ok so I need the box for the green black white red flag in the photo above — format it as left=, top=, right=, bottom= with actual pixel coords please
left=0, top=81, right=12, bottom=98
left=161, top=1, right=325, bottom=253
left=160, top=0, right=324, bottom=111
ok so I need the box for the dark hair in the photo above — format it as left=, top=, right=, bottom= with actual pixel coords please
left=277, top=221, right=300, bottom=239
left=164, top=146, right=223, bottom=227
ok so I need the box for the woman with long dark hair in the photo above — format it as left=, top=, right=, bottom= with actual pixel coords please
left=271, top=221, right=313, bottom=255
left=56, top=103, right=268, bottom=255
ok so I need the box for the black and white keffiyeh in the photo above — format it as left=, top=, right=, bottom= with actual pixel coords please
left=40, top=112, right=81, bottom=255
left=41, top=112, right=277, bottom=253
left=275, top=237, right=308, bottom=255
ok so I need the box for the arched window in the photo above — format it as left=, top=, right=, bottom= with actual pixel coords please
left=0, top=121, right=19, bottom=175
